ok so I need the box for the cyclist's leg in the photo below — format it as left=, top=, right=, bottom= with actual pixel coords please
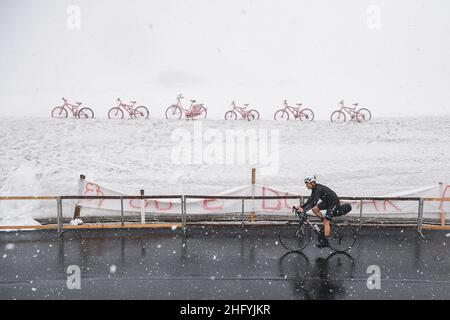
left=323, top=218, right=331, bottom=237
left=314, top=202, right=329, bottom=240
left=312, top=203, right=326, bottom=220
left=324, top=204, right=340, bottom=237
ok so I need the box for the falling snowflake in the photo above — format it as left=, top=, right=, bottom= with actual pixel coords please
left=109, top=265, right=117, bottom=273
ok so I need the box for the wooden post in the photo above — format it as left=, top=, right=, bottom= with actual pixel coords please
left=73, top=174, right=85, bottom=220
left=439, top=182, right=445, bottom=226
left=251, top=168, right=256, bottom=222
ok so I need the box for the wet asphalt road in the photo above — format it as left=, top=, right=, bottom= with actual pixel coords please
left=0, top=226, right=449, bottom=300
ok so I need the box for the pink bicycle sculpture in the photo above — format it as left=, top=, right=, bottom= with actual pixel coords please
left=274, top=99, right=314, bottom=121
left=165, top=94, right=207, bottom=120
left=224, top=101, right=260, bottom=120
left=51, top=98, right=94, bottom=119
left=330, top=100, right=371, bottom=123
left=108, top=98, right=149, bottom=119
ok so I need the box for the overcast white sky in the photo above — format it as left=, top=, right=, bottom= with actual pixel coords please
left=1, top=0, right=449, bottom=119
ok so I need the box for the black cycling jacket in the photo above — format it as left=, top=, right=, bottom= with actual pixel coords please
left=301, top=183, right=340, bottom=212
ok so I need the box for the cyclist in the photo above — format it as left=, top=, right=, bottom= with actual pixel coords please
left=295, top=175, right=348, bottom=249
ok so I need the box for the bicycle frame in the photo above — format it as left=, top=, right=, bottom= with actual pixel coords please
left=177, top=98, right=202, bottom=116
left=61, top=99, right=81, bottom=116
left=231, top=101, right=249, bottom=117
left=296, top=210, right=322, bottom=236
left=338, top=101, right=358, bottom=118
left=282, top=100, right=303, bottom=118
left=117, top=100, right=136, bottom=116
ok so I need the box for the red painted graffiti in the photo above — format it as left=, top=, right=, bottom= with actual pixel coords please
left=262, top=186, right=282, bottom=210
left=155, top=200, right=173, bottom=211
left=203, top=198, right=224, bottom=211
left=84, top=182, right=104, bottom=208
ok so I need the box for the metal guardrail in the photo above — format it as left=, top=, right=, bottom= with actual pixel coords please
left=0, top=194, right=449, bottom=237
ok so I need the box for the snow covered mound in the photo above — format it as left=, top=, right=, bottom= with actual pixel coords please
left=0, top=116, right=448, bottom=200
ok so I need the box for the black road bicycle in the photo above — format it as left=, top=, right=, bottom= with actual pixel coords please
left=279, top=207, right=358, bottom=253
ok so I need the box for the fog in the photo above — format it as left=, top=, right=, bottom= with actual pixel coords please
left=1, top=0, right=449, bottom=119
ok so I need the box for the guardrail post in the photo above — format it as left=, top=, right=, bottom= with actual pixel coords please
left=140, top=190, right=145, bottom=224
left=241, top=198, right=245, bottom=227
left=181, top=196, right=187, bottom=232
left=120, top=197, right=124, bottom=227
left=359, top=199, right=363, bottom=226
left=57, top=197, right=63, bottom=236
left=417, top=198, right=424, bottom=237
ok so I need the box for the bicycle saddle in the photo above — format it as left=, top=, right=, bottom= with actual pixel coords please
left=243, top=104, right=249, bottom=107
left=190, top=100, right=196, bottom=103
left=296, top=103, right=303, bottom=106
left=75, top=102, right=82, bottom=105
left=353, top=103, right=359, bottom=106
left=130, top=101, right=136, bottom=104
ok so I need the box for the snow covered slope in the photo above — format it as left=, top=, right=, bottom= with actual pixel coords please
left=0, top=116, right=448, bottom=200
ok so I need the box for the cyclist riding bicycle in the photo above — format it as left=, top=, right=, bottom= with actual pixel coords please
left=295, top=175, right=351, bottom=249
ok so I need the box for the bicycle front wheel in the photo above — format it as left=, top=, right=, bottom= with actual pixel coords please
left=51, top=106, right=68, bottom=118
left=274, top=109, right=289, bottom=120
left=108, top=107, right=124, bottom=119
left=328, top=220, right=358, bottom=253
left=279, top=221, right=311, bottom=252
left=165, top=105, right=182, bottom=119
left=330, top=110, right=346, bottom=123
left=224, top=110, right=237, bottom=120
left=133, top=106, right=149, bottom=119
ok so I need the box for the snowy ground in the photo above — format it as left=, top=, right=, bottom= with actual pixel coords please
left=0, top=116, right=449, bottom=222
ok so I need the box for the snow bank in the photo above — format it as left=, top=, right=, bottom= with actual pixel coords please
left=0, top=116, right=448, bottom=223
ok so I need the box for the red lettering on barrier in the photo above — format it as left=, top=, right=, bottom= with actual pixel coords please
left=354, top=199, right=402, bottom=212
left=129, top=199, right=152, bottom=209
left=84, top=183, right=104, bottom=208
left=203, top=199, right=224, bottom=211
left=262, top=186, right=281, bottom=210
left=155, top=200, right=173, bottom=211
left=383, top=200, right=402, bottom=212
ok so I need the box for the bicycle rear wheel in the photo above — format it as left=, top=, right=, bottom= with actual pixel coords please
left=191, top=106, right=207, bottom=120
left=78, top=107, right=94, bottom=119
left=356, top=108, right=371, bottom=122
left=299, top=108, right=314, bottom=121
left=247, top=109, right=260, bottom=120
left=133, top=106, right=149, bottom=119
left=328, top=220, right=357, bottom=252
left=279, top=221, right=311, bottom=252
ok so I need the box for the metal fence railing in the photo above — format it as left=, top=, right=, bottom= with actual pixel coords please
left=0, top=195, right=449, bottom=237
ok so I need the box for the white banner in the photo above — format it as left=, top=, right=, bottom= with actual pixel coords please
left=78, top=179, right=449, bottom=220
